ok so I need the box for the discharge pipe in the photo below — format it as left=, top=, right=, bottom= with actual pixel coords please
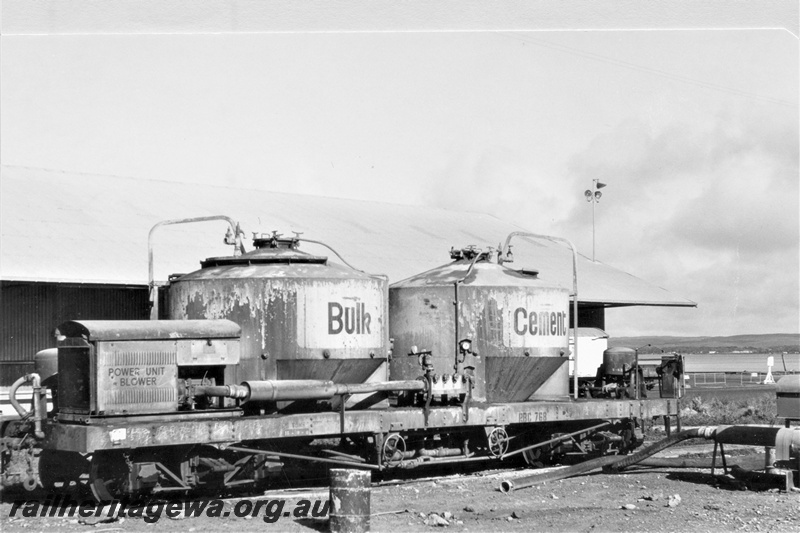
left=603, top=427, right=715, bottom=472
left=9, top=373, right=45, bottom=439
left=500, top=427, right=716, bottom=492
left=500, top=425, right=800, bottom=492
left=196, top=379, right=426, bottom=403
left=298, top=237, right=365, bottom=273
left=499, top=232, right=579, bottom=399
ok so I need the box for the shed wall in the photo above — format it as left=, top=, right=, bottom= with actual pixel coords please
left=0, top=281, right=149, bottom=385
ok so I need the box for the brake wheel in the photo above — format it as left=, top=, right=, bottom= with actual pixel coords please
left=382, top=433, right=406, bottom=467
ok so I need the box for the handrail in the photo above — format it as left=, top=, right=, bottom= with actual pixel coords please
left=499, top=232, right=580, bottom=399
left=147, top=216, right=244, bottom=319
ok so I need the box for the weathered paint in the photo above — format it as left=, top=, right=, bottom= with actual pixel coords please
left=390, top=258, right=570, bottom=402
left=41, top=398, right=680, bottom=453
left=167, top=241, right=389, bottom=386
left=55, top=322, right=241, bottom=416
left=95, top=340, right=178, bottom=414
left=329, top=468, right=370, bottom=533
left=57, top=319, right=241, bottom=342
left=484, top=357, right=568, bottom=402
left=603, top=347, right=638, bottom=376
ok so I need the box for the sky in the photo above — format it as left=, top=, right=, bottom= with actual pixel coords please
left=1, top=28, right=798, bottom=337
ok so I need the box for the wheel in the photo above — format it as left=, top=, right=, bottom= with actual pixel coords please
left=522, top=446, right=544, bottom=467
left=89, top=451, right=130, bottom=503
left=381, top=433, right=406, bottom=467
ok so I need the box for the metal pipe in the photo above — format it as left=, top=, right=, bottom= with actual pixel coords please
left=246, top=380, right=427, bottom=402
left=193, top=384, right=249, bottom=399
left=499, top=232, right=580, bottom=398
left=8, top=376, right=29, bottom=419
left=334, top=380, right=427, bottom=395
left=605, top=427, right=714, bottom=472
left=227, top=446, right=381, bottom=471
left=501, top=424, right=800, bottom=492
left=195, top=379, right=426, bottom=403
left=592, top=192, right=597, bottom=263
left=500, top=455, right=620, bottom=493
left=397, top=455, right=490, bottom=469
left=713, top=425, right=787, bottom=447
left=147, top=216, right=244, bottom=319
left=9, top=373, right=44, bottom=439
left=246, top=380, right=336, bottom=402
left=298, top=238, right=365, bottom=273
left=501, top=421, right=611, bottom=459
left=634, top=455, right=764, bottom=470
left=322, top=450, right=368, bottom=463
left=501, top=427, right=712, bottom=492
left=417, top=447, right=463, bottom=458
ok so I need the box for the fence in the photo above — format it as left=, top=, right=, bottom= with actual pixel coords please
left=684, top=370, right=798, bottom=388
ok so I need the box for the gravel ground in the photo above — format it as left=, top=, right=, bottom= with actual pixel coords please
left=2, top=443, right=797, bottom=533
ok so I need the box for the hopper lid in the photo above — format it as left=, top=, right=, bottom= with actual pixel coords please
left=200, top=232, right=328, bottom=267
left=391, top=246, right=554, bottom=288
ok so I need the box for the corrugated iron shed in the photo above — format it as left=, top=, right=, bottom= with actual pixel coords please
left=0, top=166, right=695, bottom=307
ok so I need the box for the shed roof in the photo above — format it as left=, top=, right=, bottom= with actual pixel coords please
left=569, top=328, right=610, bottom=339
left=0, top=166, right=695, bottom=307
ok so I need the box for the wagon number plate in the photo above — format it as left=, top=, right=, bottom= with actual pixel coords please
left=518, top=411, right=547, bottom=423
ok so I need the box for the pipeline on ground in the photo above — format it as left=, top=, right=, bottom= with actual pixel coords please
left=499, top=425, right=799, bottom=493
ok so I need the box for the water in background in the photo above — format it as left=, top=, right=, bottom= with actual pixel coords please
left=640, top=352, right=800, bottom=373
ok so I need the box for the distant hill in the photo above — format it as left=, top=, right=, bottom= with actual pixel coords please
left=608, top=334, right=800, bottom=354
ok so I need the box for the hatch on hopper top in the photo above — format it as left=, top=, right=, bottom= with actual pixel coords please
left=200, top=232, right=328, bottom=268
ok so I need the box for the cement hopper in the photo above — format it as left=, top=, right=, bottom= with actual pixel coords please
left=389, top=247, right=570, bottom=403
left=167, top=234, right=388, bottom=388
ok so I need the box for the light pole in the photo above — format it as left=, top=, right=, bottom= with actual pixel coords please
left=584, top=180, right=607, bottom=262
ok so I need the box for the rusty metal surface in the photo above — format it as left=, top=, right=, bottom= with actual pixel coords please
left=199, top=240, right=327, bottom=268
left=56, top=324, right=241, bottom=416
left=57, top=319, right=241, bottom=342
left=484, top=357, right=568, bottom=402
left=41, top=397, right=680, bottom=453
left=276, top=359, right=383, bottom=383
left=603, top=347, right=637, bottom=376
left=57, top=344, right=93, bottom=413
left=242, top=379, right=426, bottom=402
left=329, top=468, right=371, bottom=533
left=392, top=260, right=551, bottom=288
left=95, top=340, right=179, bottom=415
left=176, top=338, right=240, bottom=366
left=168, top=241, right=389, bottom=386
left=390, top=255, right=569, bottom=402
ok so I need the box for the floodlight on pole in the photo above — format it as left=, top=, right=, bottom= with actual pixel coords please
left=585, top=179, right=608, bottom=261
